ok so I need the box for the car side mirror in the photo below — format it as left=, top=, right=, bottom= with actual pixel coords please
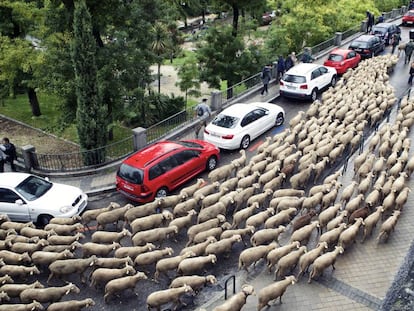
left=15, top=199, right=24, bottom=205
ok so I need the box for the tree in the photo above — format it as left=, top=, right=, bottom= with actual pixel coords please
left=72, top=0, right=107, bottom=165
left=176, top=53, right=201, bottom=109
left=151, top=22, right=170, bottom=93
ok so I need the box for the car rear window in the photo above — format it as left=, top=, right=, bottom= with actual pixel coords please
left=117, top=164, right=144, bottom=184
left=373, top=27, right=386, bottom=35
left=328, top=54, right=344, bottom=61
left=408, top=12, right=414, bottom=16
left=283, top=74, right=306, bottom=83
left=350, top=41, right=369, bottom=49
left=212, top=114, right=239, bottom=129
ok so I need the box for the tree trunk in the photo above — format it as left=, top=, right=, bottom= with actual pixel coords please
left=226, top=80, right=234, bottom=99
left=27, top=87, right=41, bottom=117
left=232, top=3, right=239, bottom=37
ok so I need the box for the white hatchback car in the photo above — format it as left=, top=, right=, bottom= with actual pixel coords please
left=0, top=172, right=88, bottom=226
left=203, top=102, right=285, bottom=150
left=279, top=63, right=337, bottom=101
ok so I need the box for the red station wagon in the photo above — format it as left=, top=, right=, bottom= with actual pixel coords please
left=323, top=48, right=361, bottom=74
left=116, top=140, right=220, bottom=203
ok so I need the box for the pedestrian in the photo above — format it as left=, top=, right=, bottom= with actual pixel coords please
left=391, top=32, right=401, bottom=54
left=0, top=137, right=16, bottom=172
left=377, top=13, right=384, bottom=24
left=194, top=98, right=211, bottom=138
left=285, top=54, right=294, bottom=71
left=366, top=11, right=374, bottom=33
left=276, top=55, right=285, bottom=82
left=405, top=39, right=414, bottom=64
left=260, top=64, right=272, bottom=96
left=300, top=47, right=314, bottom=63
left=408, top=62, right=414, bottom=84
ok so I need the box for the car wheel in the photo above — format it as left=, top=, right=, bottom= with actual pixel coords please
left=37, top=214, right=53, bottom=227
left=331, top=76, right=337, bottom=87
left=311, top=89, right=318, bottom=102
left=240, top=135, right=251, bottom=149
left=275, top=112, right=285, bottom=127
left=206, top=155, right=218, bottom=171
left=155, top=187, right=168, bottom=198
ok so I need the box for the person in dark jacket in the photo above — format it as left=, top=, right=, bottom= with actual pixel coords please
left=408, top=62, right=414, bottom=84
left=276, top=55, right=285, bottom=82
left=260, top=64, right=272, bottom=95
left=391, top=32, right=401, bottom=54
left=0, top=137, right=16, bottom=172
left=405, top=40, right=414, bottom=64
left=285, top=52, right=295, bottom=71
left=366, top=11, right=374, bottom=33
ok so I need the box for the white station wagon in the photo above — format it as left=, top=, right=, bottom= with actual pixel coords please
left=0, top=172, right=88, bottom=226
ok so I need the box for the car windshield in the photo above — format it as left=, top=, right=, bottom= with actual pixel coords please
left=283, top=74, right=306, bottom=83
left=15, top=175, right=52, bottom=201
left=373, top=27, right=386, bottom=35
left=212, top=114, right=239, bottom=129
left=350, top=41, right=369, bottom=49
left=328, top=54, right=344, bottom=61
left=117, top=164, right=144, bottom=185
left=176, top=141, right=202, bottom=149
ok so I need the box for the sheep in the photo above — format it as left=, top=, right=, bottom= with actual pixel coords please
left=289, top=164, right=315, bottom=189
left=90, top=266, right=136, bottom=289
left=46, top=298, right=95, bottom=311
left=20, top=227, right=56, bottom=239
left=318, top=203, right=342, bottom=233
left=0, top=275, right=13, bottom=285
left=31, top=249, right=74, bottom=266
left=81, top=242, right=121, bottom=258
left=0, top=301, right=44, bottom=311
left=250, top=226, right=285, bottom=247
left=251, top=157, right=272, bottom=173
left=257, top=275, right=296, bottom=311
left=197, top=201, right=227, bottom=224
left=0, top=250, right=31, bottom=265
left=47, top=232, right=85, bottom=245
left=308, top=245, right=344, bottom=283
left=273, top=189, right=305, bottom=198
left=0, top=221, right=35, bottom=232
left=348, top=205, right=371, bottom=224
left=0, top=280, right=44, bottom=298
left=344, top=194, right=365, bottom=214
left=9, top=239, right=49, bottom=255
left=318, top=222, right=347, bottom=247
left=94, top=257, right=134, bottom=269
left=131, top=225, right=178, bottom=247
left=0, top=291, right=9, bottom=303
left=114, top=243, right=156, bottom=260
left=270, top=196, right=304, bottom=213
left=0, top=228, right=17, bottom=240
left=47, top=256, right=97, bottom=284
left=193, top=181, right=221, bottom=201
left=382, top=191, right=396, bottom=216
left=238, top=242, right=278, bottom=272
left=233, top=183, right=260, bottom=212
left=357, top=171, right=374, bottom=195
left=44, top=223, right=83, bottom=236
left=232, top=149, right=247, bottom=167
left=297, top=242, right=328, bottom=278
left=180, top=237, right=217, bottom=257
left=232, top=202, right=260, bottom=228
left=201, top=188, right=229, bottom=210
left=157, top=194, right=186, bottom=209
left=264, top=207, right=297, bottom=229
left=177, top=254, right=217, bottom=275
left=326, top=211, right=348, bottom=231
left=245, top=208, right=274, bottom=229
left=313, top=156, right=330, bottom=182
left=169, top=275, right=217, bottom=293
left=186, top=215, right=226, bottom=246
left=20, top=282, right=80, bottom=303
left=173, top=198, right=199, bottom=217
left=292, top=209, right=317, bottom=232
left=154, top=251, right=196, bottom=281
left=212, top=284, right=255, bottom=311
left=42, top=241, right=83, bottom=253
left=246, top=189, right=273, bottom=207
left=362, top=206, right=384, bottom=242
left=49, top=215, right=82, bottom=225
left=262, top=173, right=286, bottom=192
left=205, top=234, right=242, bottom=257
left=266, top=241, right=300, bottom=273
left=90, top=228, right=132, bottom=246
left=405, top=154, right=414, bottom=176
left=275, top=246, right=307, bottom=280
left=0, top=265, right=40, bottom=280
left=237, top=162, right=253, bottom=179
left=395, top=187, right=411, bottom=210
left=290, top=221, right=319, bottom=245
left=218, top=190, right=237, bottom=210
left=237, top=172, right=260, bottom=189
left=258, top=167, right=279, bottom=187
left=208, top=162, right=239, bottom=182
left=392, top=172, right=408, bottom=194
left=179, top=178, right=205, bottom=199
left=97, top=203, right=134, bottom=229
left=123, top=202, right=161, bottom=224
left=134, top=247, right=174, bottom=267
left=147, top=285, right=194, bottom=310
left=264, top=159, right=282, bottom=173
left=168, top=210, right=197, bottom=233
left=323, top=170, right=342, bottom=185
left=192, top=222, right=232, bottom=245
left=104, top=272, right=148, bottom=303
left=81, top=202, right=120, bottom=228
left=338, top=217, right=365, bottom=250
left=376, top=210, right=401, bottom=243
left=129, top=211, right=173, bottom=234
left=219, top=177, right=240, bottom=192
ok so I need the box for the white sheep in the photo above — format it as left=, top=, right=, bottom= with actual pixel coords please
left=344, top=193, right=365, bottom=214
left=91, top=228, right=132, bottom=245
left=273, top=188, right=305, bottom=198
left=318, top=223, right=347, bottom=247
left=231, top=149, right=247, bottom=167
left=147, top=285, right=194, bottom=310
left=297, top=242, right=328, bottom=278
left=131, top=226, right=178, bottom=247
left=44, top=223, right=83, bottom=236
left=134, top=247, right=174, bottom=267
left=250, top=226, right=285, bottom=247
left=179, top=236, right=217, bottom=257
left=46, top=298, right=95, bottom=311
left=169, top=275, right=217, bottom=293
left=362, top=206, right=384, bottom=242
left=47, top=232, right=85, bottom=245
left=114, top=243, right=156, bottom=260
left=264, top=207, right=297, bottom=229
left=275, top=246, right=307, bottom=280
left=123, top=202, right=161, bottom=224
left=238, top=242, right=278, bottom=272
left=376, top=210, right=401, bottom=243
left=0, top=301, right=43, bottom=311
left=81, top=202, right=120, bottom=228
left=205, top=235, right=242, bottom=257
left=90, top=266, right=136, bottom=289
left=154, top=251, right=196, bottom=281
left=20, top=227, right=56, bottom=239
left=192, top=223, right=231, bottom=245
left=318, top=203, right=342, bottom=233
left=20, top=283, right=80, bottom=303
left=289, top=164, right=315, bottom=189
left=220, top=226, right=256, bottom=246
left=262, top=173, right=286, bottom=191
left=0, top=280, right=43, bottom=298
left=326, top=211, right=348, bottom=231
left=246, top=189, right=273, bottom=207
left=97, top=204, right=133, bottom=229
left=0, top=265, right=40, bottom=280
left=197, top=201, right=226, bottom=223
left=266, top=241, right=300, bottom=272
left=179, top=178, right=205, bottom=199
left=245, top=208, right=275, bottom=229
left=212, top=284, right=255, bottom=311
left=338, top=217, right=364, bottom=250
left=193, top=181, right=221, bottom=201
left=31, top=249, right=74, bottom=266
left=290, top=221, right=319, bottom=245
left=395, top=187, right=411, bottom=210
left=308, top=246, right=344, bottom=283
left=201, top=188, right=229, bottom=210
left=208, top=162, right=239, bottom=182
left=81, top=242, right=120, bottom=258
left=104, top=272, right=147, bottom=303
left=168, top=210, right=197, bottom=233
left=233, top=183, right=260, bottom=212
left=47, top=256, right=97, bottom=284
left=257, top=275, right=296, bottom=311
left=0, top=250, right=32, bottom=265
left=186, top=215, right=226, bottom=246
left=173, top=198, right=199, bottom=217
left=129, top=211, right=173, bottom=234
left=237, top=171, right=260, bottom=189
left=177, top=254, right=217, bottom=275
left=219, top=176, right=240, bottom=192
left=158, top=193, right=186, bottom=209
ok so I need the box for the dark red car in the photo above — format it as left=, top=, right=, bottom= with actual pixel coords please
left=116, top=140, right=219, bottom=203
left=323, top=48, right=361, bottom=74
left=403, top=10, right=414, bottom=26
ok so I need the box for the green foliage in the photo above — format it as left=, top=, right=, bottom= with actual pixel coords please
left=176, top=53, right=201, bottom=105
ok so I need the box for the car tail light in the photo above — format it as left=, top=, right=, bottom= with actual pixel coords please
left=204, top=129, right=210, bottom=134
left=279, top=81, right=284, bottom=86
left=222, top=134, right=234, bottom=140
left=363, top=49, right=371, bottom=54
left=300, top=84, right=308, bottom=89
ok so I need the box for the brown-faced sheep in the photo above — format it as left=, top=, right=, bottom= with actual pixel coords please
left=238, top=242, right=278, bottom=272
left=297, top=242, right=328, bottom=278
left=169, top=275, right=217, bottom=293
left=376, top=210, right=401, bottom=243
left=308, top=246, right=344, bottom=283
left=338, top=218, right=364, bottom=250
left=0, top=250, right=31, bottom=265
left=131, top=225, right=178, bottom=247
left=257, top=275, right=296, bottom=311
left=0, top=265, right=40, bottom=280
left=177, top=254, right=217, bottom=275
left=213, top=284, right=255, bottom=311
left=134, top=247, right=174, bottom=267
left=129, top=211, right=173, bottom=234
left=46, top=298, right=95, bottom=311
left=31, top=249, right=74, bottom=266
left=114, top=243, right=156, bottom=260
left=0, top=280, right=43, bottom=298
left=147, top=285, right=194, bottom=311
left=91, top=228, right=132, bottom=245
left=264, top=207, right=297, bottom=229
left=292, top=209, right=317, bottom=232
left=275, top=246, right=307, bottom=280
left=90, top=266, right=136, bottom=289
left=47, top=256, right=97, bottom=284
left=250, top=226, right=285, bottom=247
left=20, top=283, right=80, bottom=303
left=104, top=272, right=148, bottom=303
left=0, top=301, right=44, bottom=311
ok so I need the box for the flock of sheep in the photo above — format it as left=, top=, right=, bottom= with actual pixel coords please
left=0, top=53, right=413, bottom=311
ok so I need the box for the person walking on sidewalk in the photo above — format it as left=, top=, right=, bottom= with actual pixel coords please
left=0, top=137, right=17, bottom=172
left=405, top=39, right=414, bottom=64
left=260, top=64, right=272, bottom=95
left=276, top=55, right=286, bottom=82
left=194, top=98, right=211, bottom=138
left=408, top=62, right=414, bottom=85
left=391, top=32, right=401, bottom=54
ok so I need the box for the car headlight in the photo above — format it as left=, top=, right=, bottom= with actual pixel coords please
left=60, top=205, right=75, bottom=213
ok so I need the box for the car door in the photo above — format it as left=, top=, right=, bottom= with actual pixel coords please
left=171, top=149, right=204, bottom=186
left=317, top=67, right=330, bottom=88
left=347, top=51, right=358, bottom=68
left=0, top=188, right=31, bottom=222
left=240, top=109, right=267, bottom=140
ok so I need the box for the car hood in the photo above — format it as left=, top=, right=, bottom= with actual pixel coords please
left=32, top=183, right=85, bottom=209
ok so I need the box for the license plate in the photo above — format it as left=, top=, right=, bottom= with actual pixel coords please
left=287, top=85, right=296, bottom=90
left=210, top=132, right=220, bottom=138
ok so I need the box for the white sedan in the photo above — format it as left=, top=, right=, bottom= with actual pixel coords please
left=203, top=102, right=285, bottom=150
left=0, top=172, right=88, bottom=226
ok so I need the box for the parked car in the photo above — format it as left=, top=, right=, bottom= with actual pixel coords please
left=203, top=102, right=285, bottom=150
left=348, top=35, right=385, bottom=58
left=0, top=173, right=88, bottom=226
left=402, top=10, right=414, bottom=26
left=279, top=63, right=337, bottom=101
left=116, top=140, right=219, bottom=203
left=371, top=22, right=401, bottom=45
left=323, top=48, right=361, bottom=74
